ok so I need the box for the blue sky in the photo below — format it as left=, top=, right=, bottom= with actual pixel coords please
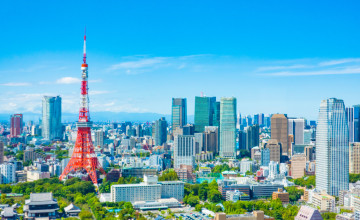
left=1, top=1, right=360, bottom=120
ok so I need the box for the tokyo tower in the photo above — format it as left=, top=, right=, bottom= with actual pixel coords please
left=59, top=31, right=105, bottom=185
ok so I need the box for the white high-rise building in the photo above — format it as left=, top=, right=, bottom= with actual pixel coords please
left=95, top=130, right=104, bottom=148
left=269, top=161, right=279, bottom=178
left=288, top=118, right=305, bottom=145
left=174, top=135, right=195, bottom=169
left=316, top=98, right=349, bottom=196
left=42, top=96, right=62, bottom=140
left=219, top=97, right=237, bottom=158
left=0, top=163, right=16, bottom=184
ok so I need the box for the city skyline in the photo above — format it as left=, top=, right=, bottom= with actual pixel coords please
left=1, top=1, right=360, bottom=120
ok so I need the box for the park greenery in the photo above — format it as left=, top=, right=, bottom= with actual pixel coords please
left=158, top=169, right=179, bottom=181
left=291, top=176, right=315, bottom=189
left=99, top=176, right=143, bottom=193
left=184, top=180, right=222, bottom=206
left=0, top=177, right=147, bottom=220
left=285, top=186, right=304, bottom=202
left=349, top=173, right=360, bottom=183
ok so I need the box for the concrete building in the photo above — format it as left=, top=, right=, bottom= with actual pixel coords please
left=204, top=126, right=219, bottom=154
left=158, top=181, right=184, bottom=201
left=291, top=154, right=306, bottom=179
left=175, top=164, right=196, bottom=183
left=350, top=142, right=360, bottom=174
left=226, top=190, right=250, bottom=202
left=111, top=175, right=184, bottom=203
left=0, top=163, right=16, bottom=184
left=94, top=130, right=104, bottom=148
left=10, top=114, right=23, bottom=138
left=311, top=191, right=336, bottom=212
left=305, top=146, right=314, bottom=161
left=288, top=118, right=305, bottom=145
left=111, top=175, right=161, bottom=203
left=27, top=170, right=50, bottom=182
left=214, top=211, right=273, bottom=220
left=250, top=183, right=284, bottom=199
left=220, top=97, right=237, bottom=158
left=265, top=139, right=281, bottom=163
left=174, top=135, right=195, bottom=169
left=316, top=98, right=349, bottom=196
left=272, top=188, right=289, bottom=204
left=271, top=114, right=289, bottom=156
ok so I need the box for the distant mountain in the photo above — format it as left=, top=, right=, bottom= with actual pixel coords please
left=0, top=112, right=194, bottom=123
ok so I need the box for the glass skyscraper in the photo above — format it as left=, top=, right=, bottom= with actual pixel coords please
left=219, top=97, right=236, bottom=158
left=194, top=96, right=216, bottom=133
left=42, top=96, right=62, bottom=140
left=171, top=98, right=187, bottom=129
left=153, top=117, right=167, bottom=146
left=316, top=98, right=349, bottom=196
left=353, top=105, right=360, bottom=142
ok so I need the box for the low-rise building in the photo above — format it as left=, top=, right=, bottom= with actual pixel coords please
left=215, top=211, right=274, bottom=220
left=158, top=181, right=184, bottom=202
left=175, top=164, right=196, bottom=183
left=27, top=170, right=50, bottom=182
left=336, top=213, right=354, bottom=220
left=311, top=192, right=335, bottom=212
left=64, top=203, right=81, bottom=217
left=1, top=207, right=18, bottom=220
left=250, top=183, right=284, bottom=199
left=226, top=190, right=250, bottom=202
left=272, top=188, right=289, bottom=204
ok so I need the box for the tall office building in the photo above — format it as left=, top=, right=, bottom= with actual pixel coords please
left=95, top=130, right=105, bottom=148
left=246, top=125, right=259, bottom=150
left=219, top=97, right=237, bottom=158
left=42, top=96, right=62, bottom=140
left=271, top=114, right=289, bottom=156
left=316, top=98, right=349, bottom=196
left=265, top=139, right=282, bottom=163
left=153, top=117, right=167, bottom=146
left=288, top=118, right=305, bottom=145
left=204, top=126, right=219, bottom=154
left=291, top=154, right=306, bottom=179
left=172, top=98, right=187, bottom=129
left=194, top=96, right=216, bottom=133
left=10, top=114, right=23, bottom=137
left=350, top=142, right=360, bottom=174
left=346, top=107, right=355, bottom=142
left=238, top=130, right=247, bottom=150
left=174, top=135, right=195, bottom=169
left=0, top=142, right=3, bottom=164
left=354, top=105, right=360, bottom=142
left=212, top=101, right=220, bottom=127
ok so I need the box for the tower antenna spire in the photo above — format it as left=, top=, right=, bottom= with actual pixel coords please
left=83, top=27, right=86, bottom=64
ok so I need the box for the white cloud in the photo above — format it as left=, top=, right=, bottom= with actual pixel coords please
left=318, top=58, right=360, bottom=66
left=266, top=67, right=360, bottom=76
left=56, top=77, right=81, bottom=84
left=1, top=82, right=31, bottom=86
left=109, top=57, right=166, bottom=70
left=89, top=90, right=109, bottom=95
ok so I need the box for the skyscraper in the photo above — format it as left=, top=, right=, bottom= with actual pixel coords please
left=212, top=101, right=220, bottom=127
left=95, top=130, right=104, bottom=148
left=10, top=114, right=23, bottom=137
left=288, top=118, right=305, bottom=145
left=246, top=124, right=259, bottom=150
left=219, top=97, right=236, bottom=158
left=316, top=98, right=349, bottom=196
left=42, top=96, right=62, bottom=140
left=346, top=107, right=355, bottom=142
left=204, top=126, right=219, bottom=154
left=174, top=135, right=195, bottom=169
left=271, top=114, right=289, bottom=156
left=172, top=98, right=187, bottom=129
left=153, top=117, right=167, bottom=146
left=0, top=142, right=4, bottom=164
left=194, top=96, right=216, bottom=133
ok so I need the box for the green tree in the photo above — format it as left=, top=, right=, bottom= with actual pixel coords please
left=208, top=189, right=222, bottom=203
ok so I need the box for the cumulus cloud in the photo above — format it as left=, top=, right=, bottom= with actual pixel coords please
left=1, top=82, right=31, bottom=86
left=56, top=77, right=81, bottom=84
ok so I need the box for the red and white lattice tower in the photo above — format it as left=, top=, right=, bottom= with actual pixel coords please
left=59, top=31, right=105, bottom=185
